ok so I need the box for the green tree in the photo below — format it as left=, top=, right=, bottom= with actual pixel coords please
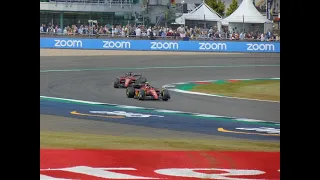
left=205, top=0, right=226, bottom=17
left=226, top=0, right=239, bottom=16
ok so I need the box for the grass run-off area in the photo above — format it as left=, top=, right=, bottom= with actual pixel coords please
left=40, top=131, right=279, bottom=151
left=191, top=79, right=280, bottom=101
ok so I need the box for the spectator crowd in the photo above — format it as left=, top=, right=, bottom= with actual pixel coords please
left=40, top=23, right=280, bottom=41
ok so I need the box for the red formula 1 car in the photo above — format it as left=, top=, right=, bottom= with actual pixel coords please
left=113, top=72, right=147, bottom=88
left=126, top=82, right=171, bottom=101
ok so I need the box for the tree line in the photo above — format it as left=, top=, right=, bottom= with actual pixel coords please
left=205, top=0, right=239, bottom=17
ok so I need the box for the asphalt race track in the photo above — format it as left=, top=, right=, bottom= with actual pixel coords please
left=40, top=51, right=280, bottom=140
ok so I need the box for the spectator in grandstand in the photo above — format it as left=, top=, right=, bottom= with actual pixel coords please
left=177, top=25, right=186, bottom=38
left=148, top=27, right=153, bottom=37
left=208, top=27, right=214, bottom=38
left=135, top=26, right=141, bottom=38
left=239, top=32, right=244, bottom=40
left=40, top=22, right=279, bottom=41
left=260, top=33, right=265, bottom=41
left=40, top=24, right=46, bottom=33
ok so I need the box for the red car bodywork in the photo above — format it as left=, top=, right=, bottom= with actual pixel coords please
left=135, top=86, right=161, bottom=100
left=119, top=76, right=138, bottom=87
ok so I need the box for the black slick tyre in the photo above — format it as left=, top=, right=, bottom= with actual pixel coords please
left=114, top=78, right=120, bottom=88
left=161, top=89, right=170, bottom=101
left=126, top=87, right=135, bottom=98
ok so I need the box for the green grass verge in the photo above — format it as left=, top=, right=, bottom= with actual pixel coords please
left=192, top=80, right=280, bottom=101
left=40, top=131, right=279, bottom=151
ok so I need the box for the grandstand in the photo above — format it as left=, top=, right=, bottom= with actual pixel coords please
left=40, top=0, right=202, bottom=28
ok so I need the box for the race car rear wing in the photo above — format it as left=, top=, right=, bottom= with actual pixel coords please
left=133, top=73, right=142, bottom=77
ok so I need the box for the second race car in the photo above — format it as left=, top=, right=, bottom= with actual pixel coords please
left=113, top=72, right=147, bottom=88
left=126, top=82, right=171, bottom=101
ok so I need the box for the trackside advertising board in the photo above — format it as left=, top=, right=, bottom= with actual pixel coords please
left=40, top=149, right=280, bottom=179
left=40, top=38, right=280, bottom=53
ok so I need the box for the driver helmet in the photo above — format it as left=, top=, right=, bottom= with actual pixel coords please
left=145, top=82, right=150, bottom=87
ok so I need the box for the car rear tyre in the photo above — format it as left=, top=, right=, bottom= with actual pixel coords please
left=161, top=89, right=170, bottom=101
left=126, top=87, right=135, bottom=98
left=138, top=89, right=146, bottom=100
left=114, top=78, right=120, bottom=88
